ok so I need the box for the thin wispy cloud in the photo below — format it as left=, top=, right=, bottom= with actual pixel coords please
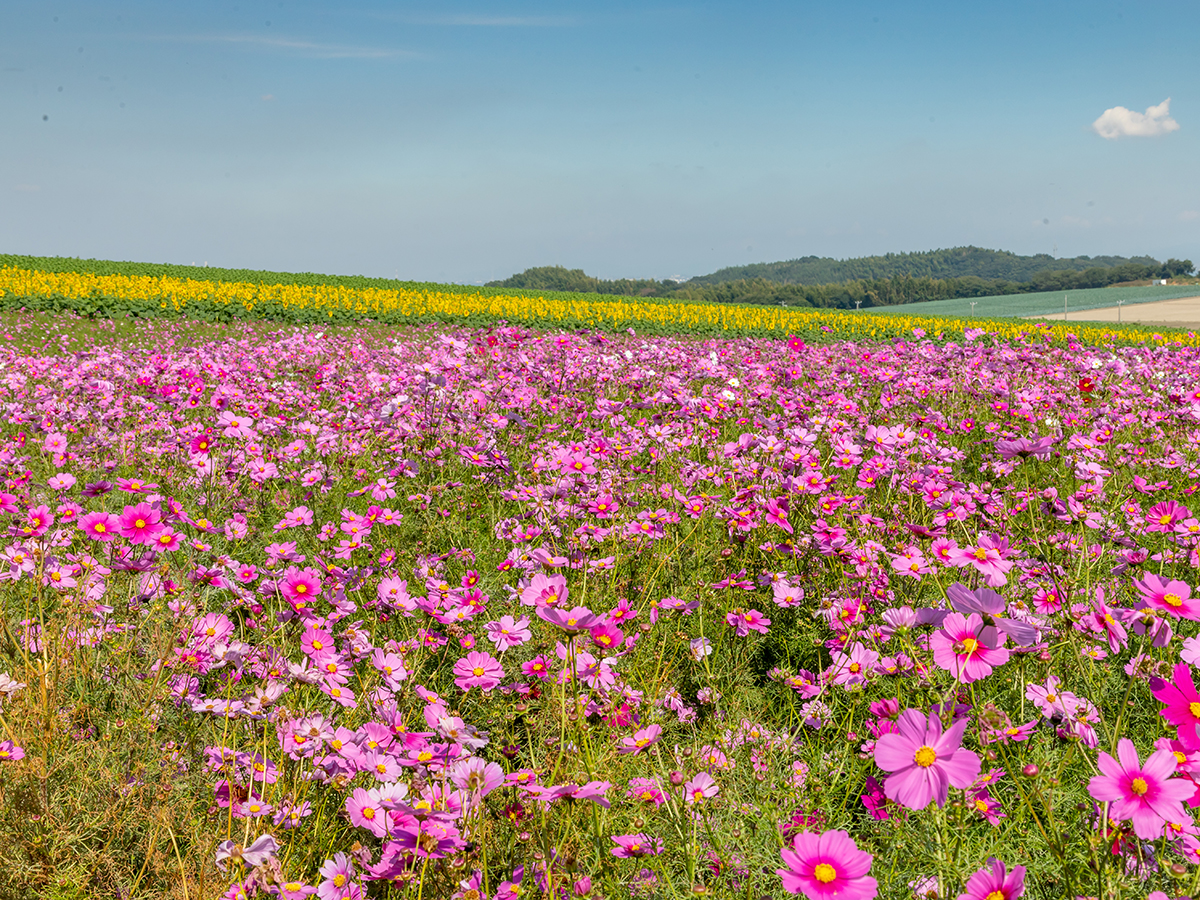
left=385, top=14, right=578, bottom=27
left=139, top=33, right=417, bottom=60
left=1092, top=98, right=1180, bottom=139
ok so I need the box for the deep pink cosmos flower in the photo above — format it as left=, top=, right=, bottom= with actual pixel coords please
left=453, top=651, right=504, bottom=691
left=280, top=566, right=323, bottom=606
left=725, top=608, right=771, bottom=636
left=1151, top=663, right=1200, bottom=750
left=955, top=857, right=1025, bottom=900
left=78, top=511, right=120, bottom=542
left=117, top=502, right=162, bottom=545
left=1087, top=738, right=1194, bottom=839
left=777, top=829, right=877, bottom=900
left=1134, top=572, right=1200, bottom=621
left=0, top=740, right=25, bottom=762
left=873, top=708, right=981, bottom=809
left=929, top=613, right=1010, bottom=683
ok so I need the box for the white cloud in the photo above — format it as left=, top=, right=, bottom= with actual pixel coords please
left=1092, top=98, right=1180, bottom=139
left=1181, top=210, right=1200, bottom=221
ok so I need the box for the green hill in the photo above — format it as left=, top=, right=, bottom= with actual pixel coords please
left=687, top=246, right=1163, bottom=286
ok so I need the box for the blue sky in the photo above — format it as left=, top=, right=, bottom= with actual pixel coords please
left=3, top=1, right=1197, bottom=283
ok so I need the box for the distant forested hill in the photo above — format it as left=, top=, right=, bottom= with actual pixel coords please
left=687, top=246, right=1160, bottom=286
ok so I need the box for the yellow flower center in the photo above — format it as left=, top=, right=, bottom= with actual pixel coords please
left=1189, top=702, right=1200, bottom=719
left=985, top=892, right=1005, bottom=900
left=473, top=666, right=485, bottom=677
left=813, top=863, right=837, bottom=884
left=1130, top=777, right=1149, bottom=796
left=974, top=798, right=989, bottom=812
left=135, top=519, right=146, bottom=529
left=295, top=584, right=307, bottom=594
left=1165, top=593, right=1183, bottom=607
left=914, top=746, right=937, bottom=768
left=961, top=637, right=978, bottom=655
left=973, top=548, right=988, bottom=560
left=95, top=523, right=106, bottom=533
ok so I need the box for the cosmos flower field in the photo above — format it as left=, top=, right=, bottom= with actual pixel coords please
left=2, top=310, right=1200, bottom=900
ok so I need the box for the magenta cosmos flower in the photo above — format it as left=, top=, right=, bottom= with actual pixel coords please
left=453, top=651, right=504, bottom=691
left=1087, top=738, right=1194, bottom=839
left=956, top=857, right=1025, bottom=900
left=929, top=613, right=1010, bottom=684
left=117, top=502, right=163, bottom=545
left=777, top=829, right=877, bottom=900
left=873, top=709, right=981, bottom=809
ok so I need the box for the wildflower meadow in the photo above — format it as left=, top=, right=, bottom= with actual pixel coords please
left=2, top=304, right=1200, bottom=900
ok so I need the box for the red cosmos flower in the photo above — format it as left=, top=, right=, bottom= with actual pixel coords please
left=1078, top=377, right=1095, bottom=393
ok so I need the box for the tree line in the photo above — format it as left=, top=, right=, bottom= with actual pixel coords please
left=487, top=256, right=1196, bottom=310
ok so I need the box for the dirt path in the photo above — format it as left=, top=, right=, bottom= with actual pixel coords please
left=1030, top=295, right=1200, bottom=329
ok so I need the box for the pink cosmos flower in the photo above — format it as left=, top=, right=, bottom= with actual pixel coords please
left=827, top=642, right=879, bottom=687
left=1134, top=572, right=1200, bottom=621
left=536, top=605, right=602, bottom=635
left=1087, top=738, right=1194, bottom=839
left=346, top=787, right=390, bottom=838
left=453, top=651, right=504, bottom=691
left=520, top=572, right=569, bottom=608
left=873, top=708, right=981, bottom=809
left=618, top=724, right=662, bottom=755
left=0, top=740, right=25, bottom=762
left=725, top=608, right=771, bottom=636
left=777, top=829, right=877, bottom=900
left=929, top=613, right=1010, bottom=683
left=78, top=511, right=120, bottom=542
left=1150, top=663, right=1200, bottom=752
left=485, top=615, right=532, bottom=650
left=955, top=857, right=1025, bottom=900
left=611, top=834, right=663, bottom=858
left=947, top=535, right=1013, bottom=587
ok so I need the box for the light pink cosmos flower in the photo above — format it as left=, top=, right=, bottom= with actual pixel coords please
left=485, top=615, right=532, bottom=650
left=929, top=613, right=1010, bottom=683
left=827, top=642, right=880, bottom=687
left=536, top=605, right=602, bottom=635
left=955, top=857, right=1025, bottom=900
left=452, top=651, right=504, bottom=691
left=873, top=708, right=981, bottom=809
left=346, top=787, right=390, bottom=838
left=683, top=771, right=719, bottom=804
left=1087, top=738, right=1194, bottom=839
left=777, top=829, right=877, bottom=900
left=520, top=572, right=569, bottom=608
left=947, top=535, right=1013, bottom=587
